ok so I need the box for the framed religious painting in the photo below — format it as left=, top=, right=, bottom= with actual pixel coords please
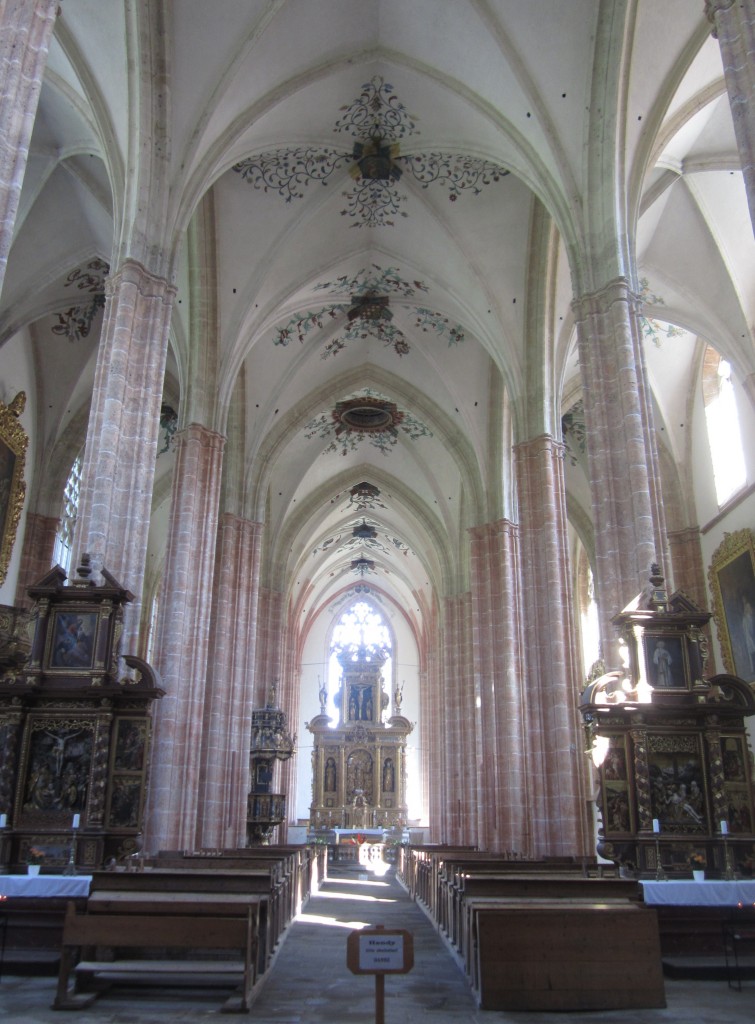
left=642, top=631, right=690, bottom=690
left=647, top=733, right=707, bottom=835
left=720, top=734, right=754, bottom=833
left=45, top=607, right=99, bottom=671
left=598, top=734, right=634, bottom=835
left=17, top=714, right=94, bottom=828
left=0, top=392, right=28, bottom=587
left=708, top=529, right=755, bottom=682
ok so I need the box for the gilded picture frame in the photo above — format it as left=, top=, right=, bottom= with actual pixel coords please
left=0, top=392, right=28, bottom=587
left=708, top=529, right=755, bottom=682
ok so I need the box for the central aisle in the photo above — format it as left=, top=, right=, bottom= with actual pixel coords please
left=249, top=863, right=478, bottom=1022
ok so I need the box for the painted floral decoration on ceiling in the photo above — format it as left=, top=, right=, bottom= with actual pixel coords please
left=639, top=278, right=684, bottom=347
left=51, top=259, right=109, bottom=342
left=304, top=390, right=432, bottom=457
left=233, top=76, right=508, bottom=227
left=312, top=518, right=412, bottom=559
left=275, top=264, right=464, bottom=358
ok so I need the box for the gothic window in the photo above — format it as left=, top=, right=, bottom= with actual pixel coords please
left=702, top=346, right=746, bottom=507
left=327, top=600, right=392, bottom=720
left=53, top=453, right=82, bottom=573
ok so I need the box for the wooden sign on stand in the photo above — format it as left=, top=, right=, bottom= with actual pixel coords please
left=347, top=925, right=414, bottom=1024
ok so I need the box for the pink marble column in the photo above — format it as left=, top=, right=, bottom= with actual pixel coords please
left=437, top=593, right=474, bottom=845
left=143, top=423, right=225, bottom=853
left=515, top=435, right=590, bottom=857
left=73, top=259, right=176, bottom=649
left=424, top=612, right=446, bottom=842
left=706, top=0, right=755, bottom=233
left=0, top=0, right=57, bottom=295
left=469, top=519, right=528, bottom=854
left=573, top=278, right=669, bottom=661
left=197, top=514, right=263, bottom=849
left=14, top=512, right=58, bottom=607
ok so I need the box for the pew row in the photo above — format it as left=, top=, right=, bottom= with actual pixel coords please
left=53, top=900, right=259, bottom=1013
left=399, top=848, right=665, bottom=1012
left=52, top=846, right=325, bottom=1013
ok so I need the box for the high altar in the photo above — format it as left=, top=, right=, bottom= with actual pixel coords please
left=307, top=646, right=412, bottom=830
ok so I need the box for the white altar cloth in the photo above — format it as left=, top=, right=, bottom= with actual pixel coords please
left=641, top=879, right=755, bottom=906
left=0, top=873, right=92, bottom=898
left=332, top=828, right=384, bottom=843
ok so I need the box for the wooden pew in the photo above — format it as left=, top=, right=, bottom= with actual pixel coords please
left=86, top=868, right=282, bottom=973
left=473, top=900, right=665, bottom=1011
left=53, top=899, right=258, bottom=1013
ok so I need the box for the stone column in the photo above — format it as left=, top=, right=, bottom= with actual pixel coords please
left=706, top=0, right=755, bottom=234
left=73, top=259, right=176, bottom=649
left=469, top=519, right=528, bottom=853
left=515, top=435, right=590, bottom=857
left=438, top=593, right=474, bottom=845
left=143, top=423, right=225, bottom=853
left=197, top=514, right=263, bottom=849
left=0, top=0, right=57, bottom=295
left=573, top=277, right=669, bottom=660
left=14, top=512, right=58, bottom=607
left=667, top=527, right=708, bottom=612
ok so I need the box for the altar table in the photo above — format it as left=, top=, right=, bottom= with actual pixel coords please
left=0, top=874, right=92, bottom=898
left=641, top=879, right=755, bottom=906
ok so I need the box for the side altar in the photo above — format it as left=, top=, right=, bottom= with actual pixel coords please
left=580, top=565, right=755, bottom=879
left=0, top=557, right=163, bottom=872
left=307, top=646, right=412, bottom=830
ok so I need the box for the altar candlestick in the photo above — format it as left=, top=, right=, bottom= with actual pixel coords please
left=0, top=813, right=6, bottom=828
left=72, top=814, right=80, bottom=829
left=720, top=819, right=729, bottom=834
left=652, top=818, right=660, bottom=833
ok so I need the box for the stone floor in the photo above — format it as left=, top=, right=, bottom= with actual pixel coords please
left=0, top=864, right=752, bottom=1023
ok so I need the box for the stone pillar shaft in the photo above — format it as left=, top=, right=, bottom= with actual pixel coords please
left=706, top=0, right=755, bottom=234
left=144, top=423, right=225, bottom=853
left=574, top=278, right=668, bottom=659
left=14, top=512, right=58, bottom=607
left=199, top=514, right=263, bottom=849
left=0, top=0, right=57, bottom=294
left=469, top=519, right=527, bottom=853
left=73, top=260, right=175, bottom=649
left=515, top=434, right=589, bottom=857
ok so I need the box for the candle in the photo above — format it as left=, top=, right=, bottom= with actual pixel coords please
left=652, top=818, right=660, bottom=833
left=72, top=813, right=80, bottom=829
left=0, top=813, right=6, bottom=828
left=721, top=820, right=729, bottom=835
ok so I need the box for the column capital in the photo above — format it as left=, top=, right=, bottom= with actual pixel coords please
left=571, top=276, right=642, bottom=323
left=705, top=0, right=738, bottom=34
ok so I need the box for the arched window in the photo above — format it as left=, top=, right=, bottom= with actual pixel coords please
left=580, top=553, right=600, bottom=677
left=326, top=600, right=392, bottom=723
left=702, top=346, right=746, bottom=506
left=53, top=453, right=82, bottom=573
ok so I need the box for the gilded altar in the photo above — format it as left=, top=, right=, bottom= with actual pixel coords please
left=307, top=647, right=412, bottom=830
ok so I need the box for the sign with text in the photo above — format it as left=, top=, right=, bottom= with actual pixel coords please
left=347, top=926, right=414, bottom=975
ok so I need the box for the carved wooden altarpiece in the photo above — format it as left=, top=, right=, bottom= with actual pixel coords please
left=0, top=558, right=163, bottom=872
left=580, top=566, right=755, bottom=878
left=308, top=647, right=412, bottom=830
